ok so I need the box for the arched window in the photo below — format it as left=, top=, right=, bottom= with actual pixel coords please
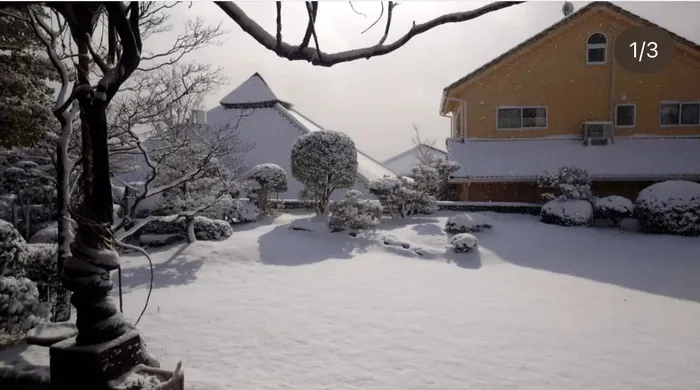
left=587, top=32, right=607, bottom=64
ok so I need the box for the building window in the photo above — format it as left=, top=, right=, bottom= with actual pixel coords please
left=660, top=102, right=700, bottom=126
left=497, top=106, right=547, bottom=130
left=615, top=104, right=636, bottom=127
left=587, top=32, right=607, bottom=64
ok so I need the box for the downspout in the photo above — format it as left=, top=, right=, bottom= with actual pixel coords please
left=608, top=27, right=616, bottom=132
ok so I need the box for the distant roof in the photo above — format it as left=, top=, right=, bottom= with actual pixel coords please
left=441, top=1, right=700, bottom=112
left=446, top=137, right=700, bottom=181
left=219, top=72, right=291, bottom=109
left=383, top=144, right=447, bottom=166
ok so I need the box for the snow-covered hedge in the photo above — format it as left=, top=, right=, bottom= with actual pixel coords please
left=369, top=175, right=437, bottom=218
left=450, top=233, right=478, bottom=253
left=445, top=213, right=493, bottom=234
left=138, top=216, right=233, bottom=241
left=593, top=195, right=634, bottom=227
left=26, top=243, right=57, bottom=285
left=247, top=163, right=288, bottom=214
left=327, top=190, right=383, bottom=232
left=1, top=219, right=28, bottom=276
left=291, top=131, right=358, bottom=215
left=537, top=166, right=593, bottom=201
left=541, top=199, right=593, bottom=227
left=636, top=180, right=700, bottom=236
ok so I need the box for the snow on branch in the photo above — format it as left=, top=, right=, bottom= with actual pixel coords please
left=215, top=1, right=524, bottom=66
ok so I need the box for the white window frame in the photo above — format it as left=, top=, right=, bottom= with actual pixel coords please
left=659, top=100, right=700, bottom=127
left=586, top=32, right=607, bottom=65
left=614, top=104, right=636, bottom=128
left=496, top=106, right=548, bottom=131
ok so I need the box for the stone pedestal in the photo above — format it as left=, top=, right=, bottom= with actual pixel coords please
left=49, top=330, right=144, bottom=390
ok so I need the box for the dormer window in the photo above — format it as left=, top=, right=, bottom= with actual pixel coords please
left=587, top=32, right=607, bottom=64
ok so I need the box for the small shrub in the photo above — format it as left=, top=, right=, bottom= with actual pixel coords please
left=445, top=213, right=493, bottom=234
left=138, top=216, right=233, bottom=241
left=247, top=164, right=289, bottom=214
left=593, top=195, right=634, bottom=227
left=0, top=219, right=28, bottom=277
left=26, top=243, right=58, bottom=310
left=636, top=180, right=700, bottom=236
left=541, top=199, right=593, bottom=227
left=450, top=233, right=478, bottom=253
left=229, top=200, right=259, bottom=224
left=537, top=166, right=592, bottom=201
left=327, top=190, right=383, bottom=232
left=0, top=276, right=47, bottom=335
left=369, top=175, right=437, bottom=218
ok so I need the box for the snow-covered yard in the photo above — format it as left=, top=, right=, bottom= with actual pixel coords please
left=5, top=211, right=700, bottom=389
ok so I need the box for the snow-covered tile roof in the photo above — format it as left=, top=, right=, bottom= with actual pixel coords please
left=447, top=137, right=700, bottom=180
left=281, top=107, right=397, bottom=183
left=219, top=72, right=288, bottom=107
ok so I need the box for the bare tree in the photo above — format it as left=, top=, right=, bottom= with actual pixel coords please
left=411, top=123, right=441, bottom=168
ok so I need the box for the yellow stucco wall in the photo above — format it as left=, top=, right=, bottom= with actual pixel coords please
left=444, top=6, right=700, bottom=139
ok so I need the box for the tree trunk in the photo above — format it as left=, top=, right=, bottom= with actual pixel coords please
left=186, top=216, right=196, bottom=243
left=53, top=123, right=73, bottom=323
left=59, top=39, right=131, bottom=346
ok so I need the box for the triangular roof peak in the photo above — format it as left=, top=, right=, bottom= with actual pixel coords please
left=219, top=72, right=291, bottom=109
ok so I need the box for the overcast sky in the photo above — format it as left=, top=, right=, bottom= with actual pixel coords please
left=154, top=1, right=700, bottom=161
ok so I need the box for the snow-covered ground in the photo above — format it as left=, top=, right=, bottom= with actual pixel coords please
left=3, top=211, right=700, bottom=389
left=112, top=211, right=700, bottom=390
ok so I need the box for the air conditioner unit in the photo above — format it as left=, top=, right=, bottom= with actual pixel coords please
left=582, top=121, right=613, bottom=146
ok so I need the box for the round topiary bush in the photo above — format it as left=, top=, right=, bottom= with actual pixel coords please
left=636, top=180, right=700, bottom=236
left=593, top=195, right=634, bottom=227
left=541, top=199, right=593, bottom=227
left=450, top=233, right=478, bottom=253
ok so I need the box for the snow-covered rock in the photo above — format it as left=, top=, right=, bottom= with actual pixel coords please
left=636, top=180, right=700, bottom=236
left=450, top=233, right=478, bottom=253
left=445, top=213, right=493, bottom=234
left=383, top=234, right=411, bottom=249
left=541, top=199, right=593, bottom=227
left=289, top=217, right=328, bottom=233
left=593, top=195, right=634, bottom=226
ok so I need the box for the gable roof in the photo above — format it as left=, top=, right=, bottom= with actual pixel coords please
left=219, top=72, right=291, bottom=109
left=383, top=144, right=447, bottom=166
left=446, top=136, right=700, bottom=182
left=440, top=1, right=700, bottom=113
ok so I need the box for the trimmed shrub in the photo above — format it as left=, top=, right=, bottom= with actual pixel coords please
left=138, top=216, right=233, bottom=241
left=541, top=199, right=593, bottom=227
left=593, top=195, right=634, bottom=227
left=1, top=218, right=28, bottom=276
left=450, top=233, right=478, bottom=253
left=538, top=166, right=593, bottom=201
left=327, top=190, right=382, bottom=232
left=636, top=180, right=700, bottom=236
left=247, top=164, right=288, bottom=214
left=445, top=213, right=493, bottom=234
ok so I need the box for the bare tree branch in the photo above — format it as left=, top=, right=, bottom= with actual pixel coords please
left=215, top=1, right=524, bottom=66
left=361, top=2, right=384, bottom=35
left=299, top=1, right=318, bottom=50
left=275, top=2, right=281, bottom=50
left=348, top=2, right=367, bottom=18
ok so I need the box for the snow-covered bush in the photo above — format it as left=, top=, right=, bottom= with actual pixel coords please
left=635, top=180, right=700, bottom=236
left=369, top=175, right=437, bottom=218
left=327, top=190, right=383, bottom=232
left=138, top=216, right=233, bottom=241
left=0, top=276, right=46, bottom=335
left=291, top=131, right=358, bottom=215
left=537, top=166, right=593, bottom=201
left=0, top=220, right=46, bottom=336
left=593, top=195, right=634, bottom=227
left=26, top=243, right=58, bottom=308
left=192, top=217, right=233, bottom=241
left=541, top=199, right=593, bottom=227
left=247, top=163, right=288, bottom=214
left=445, top=213, right=493, bottom=234
left=229, top=199, right=259, bottom=224
left=1, top=219, right=28, bottom=276
left=450, top=233, right=478, bottom=253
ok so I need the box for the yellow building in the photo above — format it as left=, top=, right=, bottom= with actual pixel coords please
left=441, top=1, right=700, bottom=203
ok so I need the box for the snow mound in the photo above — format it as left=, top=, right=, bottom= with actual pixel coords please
left=449, top=233, right=478, bottom=253
left=383, top=234, right=411, bottom=249
left=636, top=180, right=700, bottom=236
left=25, top=322, right=77, bottom=347
left=445, top=213, right=493, bottom=234
left=541, top=199, right=593, bottom=227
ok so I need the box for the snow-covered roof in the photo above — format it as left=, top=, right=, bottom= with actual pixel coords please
left=219, top=72, right=290, bottom=108
left=447, top=137, right=700, bottom=181
left=280, top=107, right=397, bottom=184
left=383, top=144, right=447, bottom=165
